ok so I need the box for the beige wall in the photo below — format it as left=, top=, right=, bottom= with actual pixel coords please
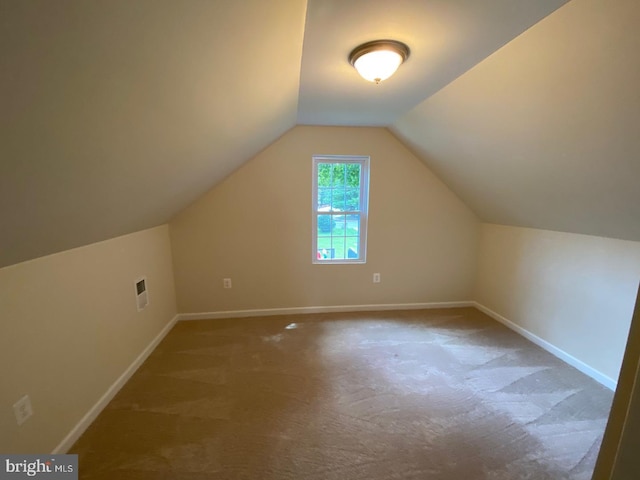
left=0, top=225, right=177, bottom=453
left=170, top=126, right=479, bottom=313
left=475, top=224, right=640, bottom=381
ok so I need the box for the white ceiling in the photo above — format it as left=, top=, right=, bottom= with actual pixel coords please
left=297, top=0, right=568, bottom=126
left=1, top=0, right=638, bottom=267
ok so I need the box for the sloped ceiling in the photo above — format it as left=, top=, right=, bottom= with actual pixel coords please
left=0, top=0, right=306, bottom=267
left=1, top=0, right=637, bottom=267
left=392, top=0, right=640, bottom=242
left=297, top=0, right=568, bottom=126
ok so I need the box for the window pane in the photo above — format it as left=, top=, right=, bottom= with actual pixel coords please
left=346, top=237, right=360, bottom=259
left=318, top=164, right=332, bottom=187
left=333, top=214, right=346, bottom=236
left=316, top=235, right=332, bottom=260
left=346, top=163, right=361, bottom=187
left=346, top=214, right=360, bottom=235
left=332, top=237, right=346, bottom=260
left=317, top=188, right=331, bottom=209
left=317, top=214, right=333, bottom=236
left=332, top=189, right=345, bottom=211
left=345, top=188, right=360, bottom=211
left=317, top=235, right=330, bottom=250
left=332, top=164, right=346, bottom=187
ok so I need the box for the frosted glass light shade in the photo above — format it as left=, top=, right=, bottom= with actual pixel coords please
left=349, top=40, right=410, bottom=84
left=353, top=50, right=403, bottom=83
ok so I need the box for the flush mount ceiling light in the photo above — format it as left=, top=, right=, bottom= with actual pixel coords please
left=348, top=40, right=410, bottom=84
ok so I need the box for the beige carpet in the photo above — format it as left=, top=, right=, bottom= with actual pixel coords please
left=71, top=308, right=613, bottom=479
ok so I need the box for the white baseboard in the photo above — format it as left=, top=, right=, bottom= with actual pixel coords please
left=473, top=302, right=617, bottom=391
left=50, top=303, right=615, bottom=453
left=177, top=301, right=475, bottom=321
left=52, top=314, right=179, bottom=454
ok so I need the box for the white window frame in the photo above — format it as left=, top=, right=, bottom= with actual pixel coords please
left=312, top=155, right=370, bottom=264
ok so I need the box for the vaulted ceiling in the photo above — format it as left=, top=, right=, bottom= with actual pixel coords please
left=392, top=0, right=640, bottom=242
left=297, top=0, right=568, bottom=126
left=1, top=0, right=638, bottom=268
left=1, top=0, right=306, bottom=267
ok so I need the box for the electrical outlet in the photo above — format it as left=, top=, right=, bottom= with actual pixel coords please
left=373, top=273, right=381, bottom=283
left=13, top=394, right=33, bottom=426
left=223, top=278, right=232, bottom=289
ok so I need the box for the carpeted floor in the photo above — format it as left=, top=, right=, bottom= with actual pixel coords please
left=71, top=307, right=613, bottom=479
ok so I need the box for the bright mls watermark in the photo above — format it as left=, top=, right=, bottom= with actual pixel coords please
left=0, top=455, right=77, bottom=479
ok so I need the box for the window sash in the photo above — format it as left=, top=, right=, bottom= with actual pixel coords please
left=312, top=155, right=369, bottom=264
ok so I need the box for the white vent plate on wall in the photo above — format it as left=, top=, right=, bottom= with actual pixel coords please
left=135, top=277, right=148, bottom=311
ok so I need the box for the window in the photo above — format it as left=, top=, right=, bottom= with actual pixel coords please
left=312, top=155, right=370, bottom=263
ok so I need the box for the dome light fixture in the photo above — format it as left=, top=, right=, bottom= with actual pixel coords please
left=349, top=40, right=410, bottom=84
